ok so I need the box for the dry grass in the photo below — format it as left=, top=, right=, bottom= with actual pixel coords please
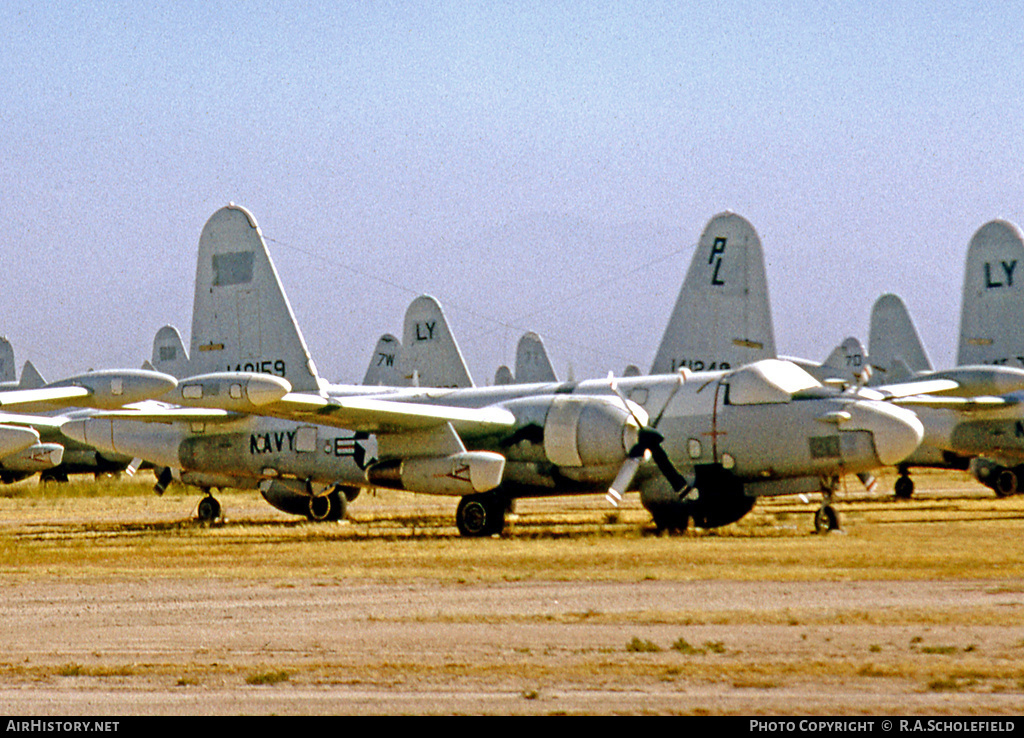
left=1, top=468, right=1022, bottom=714
left=0, top=468, right=1022, bottom=584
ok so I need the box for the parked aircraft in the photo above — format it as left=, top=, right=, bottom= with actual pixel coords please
left=0, top=334, right=178, bottom=482
left=879, top=220, right=1024, bottom=497
left=0, top=368, right=178, bottom=483
left=62, top=204, right=925, bottom=535
left=862, top=220, right=1024, bottom=498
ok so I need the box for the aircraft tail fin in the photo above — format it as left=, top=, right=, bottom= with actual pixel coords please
left=0, top=338, right=14, bottom=384
left=400, top=295, right=474, bottom=388
left=650, top=211, right=776, bottom=374
left=18, top=360, right=45, bottom=389
left=362, top=334, right=405, bottom=386
left=957, top=219, right=1024, bottom=367
left=514, top=332, right=557, bottom=383
left=868, top=293, right=931, bottom=383
left=189, top=204, right=322, bottom=391
left=493, top=365, right=513, bottom=385
left=817, top=337, right=869, bottom=384
left=151, top=325, right=190, bottom=378
left=794, top=337, right=869, bottom=385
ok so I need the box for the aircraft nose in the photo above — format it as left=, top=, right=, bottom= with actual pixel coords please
left=844, top=400, right=924, bottom=466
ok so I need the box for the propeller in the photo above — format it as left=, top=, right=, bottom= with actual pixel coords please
left=605, top=376, right=691, bottom=506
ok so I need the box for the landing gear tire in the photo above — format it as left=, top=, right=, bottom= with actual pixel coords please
left=197, top=495, right=221, bottom=522
left=653, top=512, right=690, bottom=535
left=894, top=475, right=914, bottom=500
left=39, top=470, right=69, bottom=484
left=814, top=504, right=840, bottom=534
left=456, top=494, right=505, bottom=537
left=995, top=469, right=1018, bottom=497
left=307, top=489, right=347, bottom=521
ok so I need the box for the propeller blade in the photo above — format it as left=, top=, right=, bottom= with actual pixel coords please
left=125, top=457, right=142, bottom=477
left=648, top=443, right=690, bottom=492
left=856, top=471, right=878, bottom=494
left=607, top=456, right=642, bottom=506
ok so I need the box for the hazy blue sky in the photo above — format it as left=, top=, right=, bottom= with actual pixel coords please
left=2, top=1, right=1022, bottom=382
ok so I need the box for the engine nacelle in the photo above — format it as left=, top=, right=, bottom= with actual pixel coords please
left=0, top=443, right=64, bottom=473
left=367, top=451, right=505, bottom=496
left=0, top=424, right=41, bottom=458
left=499, top=395, right=643, bottom=469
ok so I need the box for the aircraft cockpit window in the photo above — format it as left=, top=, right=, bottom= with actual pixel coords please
left=723, top=359, right=822, bottom=405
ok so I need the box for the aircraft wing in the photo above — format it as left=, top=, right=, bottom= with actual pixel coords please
left=871, top=377, right=962, bottom=399
left=0, top=411, right=70, bottom=430
left=151, top=372, right=517, bottom=434
left=891, top=395, right=1012, bottom=410
left=0, top=369, right=177, bottom=411
left=0, top=386, right=92, bottom=408
left=81, top=406, right=247, bottom=424
left=264, top=393, right=517, bottom=434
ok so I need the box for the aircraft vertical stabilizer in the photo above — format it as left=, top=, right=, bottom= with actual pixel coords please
left=151, top=325, right=191, bottom=378
left=650, top=212, right=776, bottom=375
left=189, top=204, right=322, bottom=392
left=0, top=338, right=14, bottom=384
left=363, top=334, right=405, bottom=386
left=400, top=295, right=474, bottom=388
left=957, top=220, right=1024, bottom=367
left=514, top=332, right=557, bottom=383
left=17, top=361, right=45, bottom=390
left=868, top=294, right=931, bottom=382
left=803, top=337, right=869, bottom=384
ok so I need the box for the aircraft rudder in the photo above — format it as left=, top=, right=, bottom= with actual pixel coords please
left=0, top=338, right=14, bottom=384
left=868, top=293, right=931, bottom=381
left=957, top=219, right=1024, bottom=367
left=650, top=211, right=776, bottom=374
left=151, top=325, right=190, bottom=379
left=400, top=295, right=474, bottom=388
left=363, top=334, right=405, bottom=386
left=189, top=204, right=322, bottom=391
left=514, top=332, right=557, bottom=383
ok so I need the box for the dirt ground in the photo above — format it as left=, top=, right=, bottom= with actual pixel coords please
left=0, top=578, right=1023, bottom=715
left=1, top=474, right=1024, bottom=715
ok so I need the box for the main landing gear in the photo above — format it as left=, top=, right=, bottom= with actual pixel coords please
left=893, top=465, right=914, bottom=499
left=306, top=488, right=348, bottom=521
left=455, top=493, right=507, bottom=537
left=814, top=476, right=842, bottom=534
left=197, top=493, right=221, bottom=522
